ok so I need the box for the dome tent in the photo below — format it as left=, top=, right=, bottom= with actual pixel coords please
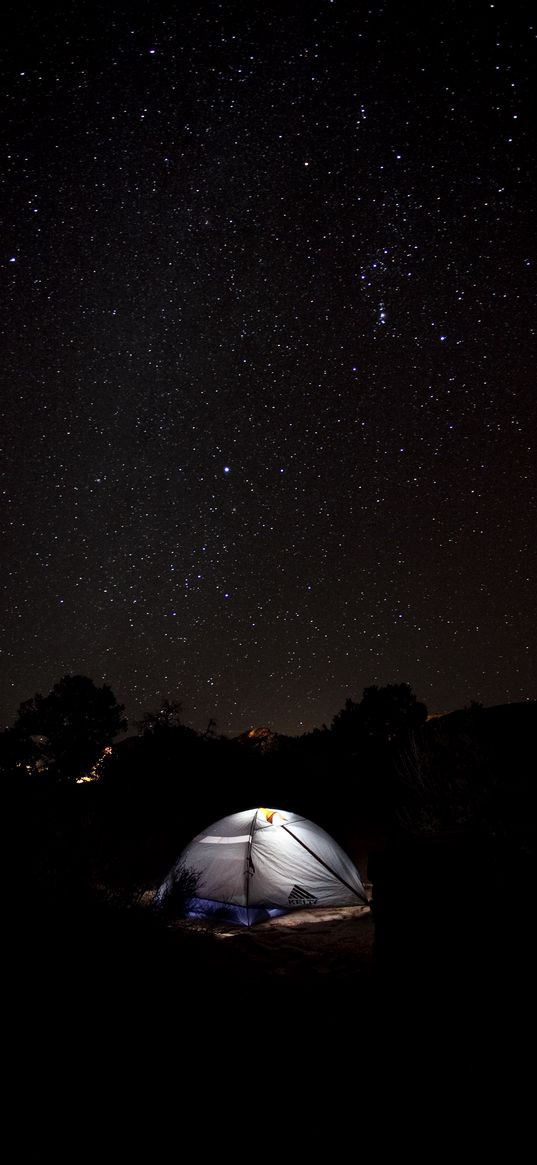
left=154, top=807, right=368, bottom=926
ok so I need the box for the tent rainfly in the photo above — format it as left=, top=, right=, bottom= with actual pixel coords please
left=154, top=807, right=368, bottom=925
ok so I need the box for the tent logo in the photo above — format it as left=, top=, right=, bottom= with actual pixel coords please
left=288, top=885, right=318, bottom=907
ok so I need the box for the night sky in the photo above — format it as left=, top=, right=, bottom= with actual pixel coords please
left=2, top=1, right=536, bottom=736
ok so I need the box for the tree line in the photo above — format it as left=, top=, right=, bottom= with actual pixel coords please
left=0, top=672, right=427, bottom=787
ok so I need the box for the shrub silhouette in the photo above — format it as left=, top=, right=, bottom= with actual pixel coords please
left=154, top=864, right=200, bottom=920
left=13, top=674, right=127, bottom=782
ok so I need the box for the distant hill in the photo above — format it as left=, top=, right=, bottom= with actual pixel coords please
left=234, top=726, right=282, bottom=752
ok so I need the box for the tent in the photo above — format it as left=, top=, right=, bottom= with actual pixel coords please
left=154, top=806, right=368, bottom=925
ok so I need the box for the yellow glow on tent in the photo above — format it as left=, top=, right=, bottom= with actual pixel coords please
left=259, top=807, right=286, bottom=826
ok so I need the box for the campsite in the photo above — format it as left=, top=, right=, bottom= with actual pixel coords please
left=5, top=686, right=534, bottom=1129
left=11, top=693, right=535, bottom=1010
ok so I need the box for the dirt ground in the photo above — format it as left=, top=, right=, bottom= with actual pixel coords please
left=169, top=897, right=375, bottom=983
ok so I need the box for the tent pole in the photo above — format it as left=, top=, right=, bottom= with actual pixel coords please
left=281, top=825, right=368, bottom=903
left=245, top=809, right=257, bottom=926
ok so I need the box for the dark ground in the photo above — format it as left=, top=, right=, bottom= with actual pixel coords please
left=12, top=859, right=535, bottom=1161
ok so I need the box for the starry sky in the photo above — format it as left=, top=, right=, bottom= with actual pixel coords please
left=1, top=1, right=536, bottom=735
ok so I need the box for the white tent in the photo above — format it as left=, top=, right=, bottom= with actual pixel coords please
left=154, top=807, right=368, bottom=925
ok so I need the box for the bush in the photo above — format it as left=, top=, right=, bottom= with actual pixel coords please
left=153, top=864, right=199, bottom=920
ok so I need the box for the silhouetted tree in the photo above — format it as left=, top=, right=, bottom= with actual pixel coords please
left=330, top=697, right=361, bottom=748
left=331, top=683, right=427, bottom=752
left=0, top=724, right=40, bottom=780
left=359, top=683, right=428, bottom=745
left=137, top=699, right=184, bottom=736
left=13, top=674, right=127, bottom=782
